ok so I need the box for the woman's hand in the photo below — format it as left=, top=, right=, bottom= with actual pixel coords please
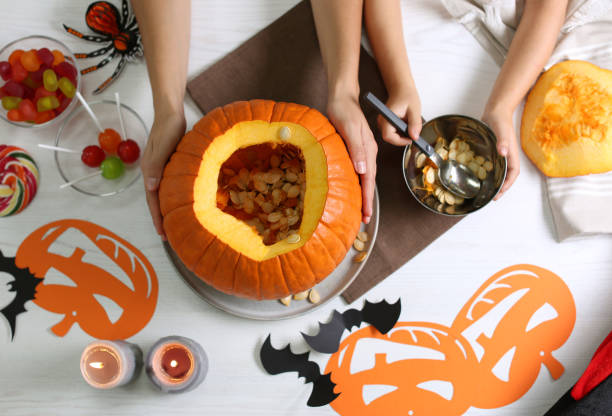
left=327, top=93, right=378, bottom=224
left=482, top=107, right=520, bottom=200
left=377, top=87, right=422, bottom=144
left=140, top=111, right=186, bottom=239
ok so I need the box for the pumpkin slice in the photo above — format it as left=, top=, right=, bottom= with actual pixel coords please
left=160, top=100, right=362, bottom=300
left=521, top=60, right=612, bottom=177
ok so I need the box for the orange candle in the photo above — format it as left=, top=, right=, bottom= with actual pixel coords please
left=146, top=336, right=208, bottom=393
left=80, top=340, right=142, bottom=389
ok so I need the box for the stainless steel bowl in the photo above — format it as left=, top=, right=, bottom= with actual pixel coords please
left=402, top=114, right=507, bottom=216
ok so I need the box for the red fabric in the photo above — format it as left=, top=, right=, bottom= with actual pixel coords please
left=571, top=331, right=612, bottom=400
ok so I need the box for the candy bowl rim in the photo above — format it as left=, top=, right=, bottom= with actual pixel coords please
left=54, top=99, right=148, bottom=197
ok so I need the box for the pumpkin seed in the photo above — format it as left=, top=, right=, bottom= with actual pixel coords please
left=353, top=239, right=365, bottom=251
left=229, top=190, right=240, bottom=205
left=357, top=231, right=369, bottom=242
left=279, top=296, right=291, bottom=306
left=268, top=212, right=282, bottom=222
left=279, top=126, right=291, bottom=141
left=354, top=251, right=367, bottom=263
left=287, top=233, right=300, bottom=244
left=448, top=149, right=457, bottom=160
left=287, top=184, right=300, bottom=198
left=484, top=160, right=494, bottom=172
left=293, top=290, right=308, bottom=300
left=437, top=148, right=449, bottom=160
left=308, top=289, right=320, bottom=304
left=262, top=202, right=274, bottom=214
left=254, top=180, right=268, bottom=193
left=287, top=215, right=299, bottom=226
left=243, top=198, right=255, bottom=214
left=474, top=155, right=485, bottom=165
left=425, top=168, right=436, bottom=184
left=468, top=161, right=480, bottom=174
left=477, top=166, right=487, bottom=180
left=444, top=191, right=456, bottom=206
left=285, top=171, right=298, bottom=182
left=415, top=152, right=427, bottom=169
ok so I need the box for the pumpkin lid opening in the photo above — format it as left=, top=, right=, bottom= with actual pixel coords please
left=216, top=142, right=306, bottom=246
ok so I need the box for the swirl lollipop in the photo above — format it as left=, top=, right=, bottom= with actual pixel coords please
left=0, top=145, right=40, bottom=217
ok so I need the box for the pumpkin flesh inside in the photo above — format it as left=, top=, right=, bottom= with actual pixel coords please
left=193, top=121, right=328, bottom=261
left=216, top=142, right=306, bottom=246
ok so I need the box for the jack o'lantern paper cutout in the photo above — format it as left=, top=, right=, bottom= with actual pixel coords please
left=263, top=264, right=576, bottom=416
left=326, top=322, right=478, bottom=416
left=451, top=264, right=576, bottom=409
left=14, top=219, right=158, bottom=340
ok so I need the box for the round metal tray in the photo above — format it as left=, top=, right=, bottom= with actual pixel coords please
left=164, top=188, right=379, bottom=320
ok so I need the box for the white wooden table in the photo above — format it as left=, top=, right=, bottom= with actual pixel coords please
left=1, top=1, right=611, bottom=415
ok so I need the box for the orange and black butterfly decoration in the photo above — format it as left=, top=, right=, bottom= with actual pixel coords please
left=62, top=0, right=143, bottom=94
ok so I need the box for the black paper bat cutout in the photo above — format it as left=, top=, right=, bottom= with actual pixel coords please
left=260, top=335, right=340, bottom=407
left=302, top=299, right=401, bottom=353
left=0, top=251, right=43, bottom=340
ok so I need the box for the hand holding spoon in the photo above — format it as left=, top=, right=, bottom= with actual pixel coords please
left=364, top=92, right=481, bottom=199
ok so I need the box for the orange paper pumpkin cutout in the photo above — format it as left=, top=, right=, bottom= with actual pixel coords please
left=451, top=264, right=575, bottom=409
left=321, top=264, right=575, bottom=416
left=326, top=322, right=477, bottom=416
left=15, top=219, right=158, bottom=339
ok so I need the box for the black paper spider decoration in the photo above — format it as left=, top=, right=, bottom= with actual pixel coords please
left=63, top=0, right=143, bottom=94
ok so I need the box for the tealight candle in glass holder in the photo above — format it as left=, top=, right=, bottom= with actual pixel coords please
left=146, top=336, right=208, bottom=393
left=80, top=340, right=143, bottom=389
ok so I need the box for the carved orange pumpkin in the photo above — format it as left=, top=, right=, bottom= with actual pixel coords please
left=159, top=100, right=362, bottom=300
left=451, top=264, right=576, bottom=408
left=15, top=219, right=158, bottom=339
left=325, top=322, right=478, bottom=416
left=521, top=60, right=612, bottom=177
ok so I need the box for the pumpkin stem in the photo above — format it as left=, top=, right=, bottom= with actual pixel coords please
left=541, top=351, right=564, bottom=380
left=50, top=314, right=76, bottom=337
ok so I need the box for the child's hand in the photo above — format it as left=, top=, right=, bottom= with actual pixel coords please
left=377, top=88, right=422, bottom=143
left=140, top=111, right=186, bottom=239
left=482, top=108, right=520, bottom=200
left=327, top=93, right=378, bottom=224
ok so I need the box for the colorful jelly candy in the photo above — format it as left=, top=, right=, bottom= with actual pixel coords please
left=10, top=61, right=28, bottom=83
left=4, top=81, right=24, bottom=98
left=43, top=69, right=58, bottom=92
left=36, top=95, right=60, bottom=112
left=34, top=110, right=55, bottom=124
left=58, top=77, right=75, bottom=98
left=54, top=62, right=77, bottom=83
left=20, top=50, right=41, bottom=72
left=8, top=50, right=24, bottom=66
left=81, top=145, right=106, bottom=168
left=36, top=48, right=54, bottom=67
left=18, top=99, right=37, bottom=121
left=0, top=62, right=10, bottom=81
left=7, top=109, right=23, bottom=122
left=55, top=96, right=71, bottom=115
left=117, top=139, right=141, bottom=164
left=98, top=128, right=122, bottom=153
left=51, top=50, right=65, bottom=66
left=2, top=96, right=21, bottom=110
left=101, top=156, right=125, bottom=179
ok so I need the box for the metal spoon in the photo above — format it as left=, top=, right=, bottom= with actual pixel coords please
left=364, top=92, right=481, bottom=199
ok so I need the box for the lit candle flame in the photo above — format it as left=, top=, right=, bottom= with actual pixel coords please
left=170, top=360, right=178, bottom=368
left=89, top=361, right=105, bottom=369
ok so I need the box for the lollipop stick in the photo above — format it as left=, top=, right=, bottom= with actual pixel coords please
left=38, top=144, right=79, bottom=154
left=75, top=91, right=104, bottom=133
left=59, top=170, right=100, bottom=189
left=115, top=92, right=127, bottom=140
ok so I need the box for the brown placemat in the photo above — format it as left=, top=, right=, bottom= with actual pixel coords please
left=186, top=0, right=460, bottom=304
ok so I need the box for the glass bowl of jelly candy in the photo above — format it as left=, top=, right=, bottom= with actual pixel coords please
left=55, top=100, right=148, bottom=197
left=0, top=35, right=81, bottom=128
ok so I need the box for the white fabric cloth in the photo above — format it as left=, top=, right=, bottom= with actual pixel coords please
left=441, top=0, right=612, bottom=241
